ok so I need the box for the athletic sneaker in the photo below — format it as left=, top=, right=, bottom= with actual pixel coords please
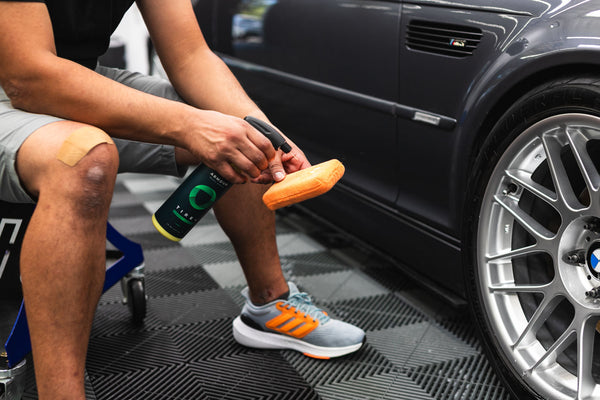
left=232, top=282, right=365, bottom=359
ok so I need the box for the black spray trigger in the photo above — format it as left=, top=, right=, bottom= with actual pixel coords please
left=244, top=116, right=292, bottom=153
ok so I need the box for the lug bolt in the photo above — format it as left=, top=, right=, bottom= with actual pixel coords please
left=502, top=183, right=518, bottom=196
left=584, top=223, right=600, bottom=234
left=565, top=250, right=585, bottom=265
left=587, top=287, right=600, bottom=298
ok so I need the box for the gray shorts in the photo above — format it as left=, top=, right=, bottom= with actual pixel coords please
left=0, top=65, right=187, bottom=203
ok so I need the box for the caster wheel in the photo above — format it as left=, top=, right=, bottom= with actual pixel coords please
left=127, top=278, right=146, bottom=325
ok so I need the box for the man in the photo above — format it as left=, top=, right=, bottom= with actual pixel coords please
left=0, top=0, right=365, bottom=399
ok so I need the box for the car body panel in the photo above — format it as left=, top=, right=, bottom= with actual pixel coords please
left=404, top=0, right=557, bottom=16
left=191, top=0, right=600, bottom=299
left=396, top=5, right=523, bottom=234
left=455, top=0, right=600, bottom=220
left=220, top=0, right=402, bottom=206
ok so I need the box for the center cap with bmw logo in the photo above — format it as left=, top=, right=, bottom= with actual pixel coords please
left=587, top=242, right=600, bottom=279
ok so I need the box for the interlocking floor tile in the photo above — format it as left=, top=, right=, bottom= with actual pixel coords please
left=367, top=322, right=479, bottom=369
left=295, top=270, right=389, bottom=302
left=13, top=173, right=511, bottom=399
left=316, top=371, right=434, bottom=400
left=407, top=355, right=510, bottom=400
left=141, top=246, right=199, bottom=272
left=202, top=260, right=247, bottom=288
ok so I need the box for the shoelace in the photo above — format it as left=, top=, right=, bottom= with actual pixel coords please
left=283, top=292, right=330, bottom=324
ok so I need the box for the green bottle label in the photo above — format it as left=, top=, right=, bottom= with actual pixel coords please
left=189, top=185, right=217, bottom=210
left=153, top=166, right=231, bottom=240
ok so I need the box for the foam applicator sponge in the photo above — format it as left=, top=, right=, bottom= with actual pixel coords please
left=263, top=159, right=345, bottom=210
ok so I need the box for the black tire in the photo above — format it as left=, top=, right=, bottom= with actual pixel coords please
left=463, top=75, right=600, bottom=399
left=127, top=278, right=146, bottom=326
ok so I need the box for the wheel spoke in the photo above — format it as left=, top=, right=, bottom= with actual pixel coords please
left=506, top=169, right=557, bottom=205
left=542, top=133, right=584, bottom=211
left=513, top=293, right=562, bottom=349
left=527, top=321, right=575, bottom=373
left=576, top=315, right=597, bottom=399
left=493, top=194, right=555, bottom=240
left=489, top=282, right=550, bottom=293
left=486, top=243, right=543, bottom=262
left=566, top=126, right=600, bottom=195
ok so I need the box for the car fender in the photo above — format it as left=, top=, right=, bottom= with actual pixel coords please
left=452, top=2, right=600, bottom=220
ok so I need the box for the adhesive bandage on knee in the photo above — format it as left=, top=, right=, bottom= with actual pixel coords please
left=56, top=126, right=114, bottom=166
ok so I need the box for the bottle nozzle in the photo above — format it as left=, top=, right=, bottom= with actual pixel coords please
left=244, top=116, right=292, bottom=154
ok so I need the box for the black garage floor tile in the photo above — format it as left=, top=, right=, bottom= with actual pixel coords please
left=14, top=173, right=510, bottom=400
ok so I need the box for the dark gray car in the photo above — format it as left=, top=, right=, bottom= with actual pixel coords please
left=178, top=1, right=600, bottom=398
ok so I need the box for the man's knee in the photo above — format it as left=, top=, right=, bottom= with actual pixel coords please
left=16, top=121, right=119, bottom=198
left=23, top=124, right=119, bottom=216
left=64, top=128, right=119, bottom=217
left=56, top=126, right=116, bottom=167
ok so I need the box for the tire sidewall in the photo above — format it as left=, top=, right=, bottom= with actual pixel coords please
left=462, top=76, right=600, bottom=400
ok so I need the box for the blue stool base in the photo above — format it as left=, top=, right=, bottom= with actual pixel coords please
left=4, top=222, right=144, bottom=368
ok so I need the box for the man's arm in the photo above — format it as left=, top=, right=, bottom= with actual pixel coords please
left=137, top=0, right=264, bottom=122
left=137, top=0, right=310, bottom=176
left=0, top=1, right=277, bottom=183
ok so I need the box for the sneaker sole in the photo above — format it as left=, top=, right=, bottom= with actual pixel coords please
left=232, top=316, right=363, bottom=359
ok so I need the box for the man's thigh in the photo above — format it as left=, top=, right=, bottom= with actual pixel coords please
left=95, top=65, right=188, bottom=177
left=0, top=87, right=63, bottom=203
left=95, top=65, right=183, bottom=102
left=0, top=68, right=186, bottom=203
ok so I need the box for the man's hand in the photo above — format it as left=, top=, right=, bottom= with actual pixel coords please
left=184, top=111, right=295, bottom=184
left=183, top=111, right=310, bottom=185
left=250, top=135, right=311, bottom=184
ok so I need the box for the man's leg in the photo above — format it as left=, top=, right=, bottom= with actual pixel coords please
left=16, top=121, right=119, bottom=400
left=212, top=183, right=289, bottom=305
left=174, top=149, right=365, bottom=359
left=211, top=176, right=365, bottom=359
left=174, top=147, right=288, bottom=304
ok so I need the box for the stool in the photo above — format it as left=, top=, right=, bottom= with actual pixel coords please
left=0, top=201, right=146, bottom=400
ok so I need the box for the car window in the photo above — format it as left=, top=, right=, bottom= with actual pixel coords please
left=217, top=0, right=401, bottom=102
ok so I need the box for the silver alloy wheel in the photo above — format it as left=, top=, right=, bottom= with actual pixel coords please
left=478, top=113, right=600, bottom=399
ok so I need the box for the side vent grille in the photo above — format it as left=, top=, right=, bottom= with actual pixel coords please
left=407, top=20, right=483, bottom=58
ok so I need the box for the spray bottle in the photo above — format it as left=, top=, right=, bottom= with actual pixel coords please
left=152, top=116, right=292, bottom=241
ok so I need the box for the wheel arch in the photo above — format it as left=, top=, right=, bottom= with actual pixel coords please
left=453, top=58, right=600, bottom=234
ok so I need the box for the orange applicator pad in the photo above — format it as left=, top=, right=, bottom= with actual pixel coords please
left=263, top=159, right=345, bottom=210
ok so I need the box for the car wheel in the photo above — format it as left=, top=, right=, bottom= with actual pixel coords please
left=464, top=75, right=600, bottom=399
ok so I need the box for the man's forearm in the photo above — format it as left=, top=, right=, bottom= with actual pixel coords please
left=164, top=48, right=267, bottom=122
left=6, top=55, right=193, bottom=147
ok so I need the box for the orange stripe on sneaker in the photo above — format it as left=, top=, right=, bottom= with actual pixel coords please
left=280, top=317, right=305, bottom=332
left=265, top=302, right=320, bottom=338
left=303, top=353, right=330, bottom=360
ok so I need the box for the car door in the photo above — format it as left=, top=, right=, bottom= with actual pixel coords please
left=394, top=1, right=537, bottom=234
left=211, top=0, right=402, bottom=206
